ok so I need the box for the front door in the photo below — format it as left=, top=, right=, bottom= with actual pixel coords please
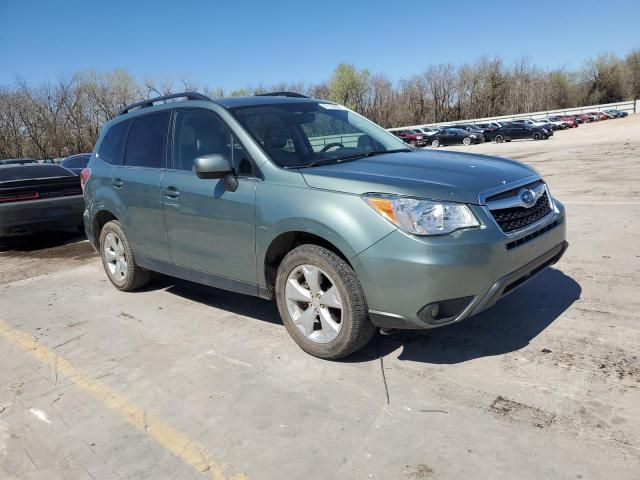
left=161, top=108, right=258, bottom=286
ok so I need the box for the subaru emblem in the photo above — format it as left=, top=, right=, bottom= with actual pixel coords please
left=519, top=188, right=536, bottom=207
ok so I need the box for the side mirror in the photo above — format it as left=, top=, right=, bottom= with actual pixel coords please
left=193, top=154, right=238, bottom=192
left=194, top=154, right=232, bottom=179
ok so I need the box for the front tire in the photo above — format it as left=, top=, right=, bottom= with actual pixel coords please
left=99, top=220, right=151, bottom=291
left=275, top=244, right=375, bottom=360
left=532, top=132, right=542, bottom=140
left=494, top=135, right=504, bottom=143
left=462, top=137, right=472, bottom=146
left=431, top=139, right=440, bottom=148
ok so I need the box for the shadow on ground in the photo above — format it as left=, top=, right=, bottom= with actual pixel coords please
left=151, top=275, right=282, bottom=326
left=154, top=266, right=580, bottom=364
left=0, top=230, right=87, bottom=254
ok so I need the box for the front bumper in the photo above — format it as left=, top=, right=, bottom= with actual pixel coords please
left=352, top=201, right=567, bottom=329
left=0, top=196, right=85, bottom=237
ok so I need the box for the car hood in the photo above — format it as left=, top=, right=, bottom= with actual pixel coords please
left=299, top=150, right=537, bottom=205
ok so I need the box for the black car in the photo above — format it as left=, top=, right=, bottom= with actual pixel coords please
left=449, top=124, right=488, bottom=139
left=429, top=128, right=484, bottom=147
left=0, top=158, right=39, bottom=165
left=487, top=122, right=550, bottom=143
left=61, top=153, right=91, bottom=175
left=0, top=163, right=85, bottom=237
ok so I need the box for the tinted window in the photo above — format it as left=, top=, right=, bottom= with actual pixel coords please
left=124, top=112, right=170, bottom=168
left=97, top=120, right=129, bottom=165
left=0, top=164, right=74, bottom=181
left=173, top=109, right=254, bottom=176
left=62, top=155, right=90, bottom=168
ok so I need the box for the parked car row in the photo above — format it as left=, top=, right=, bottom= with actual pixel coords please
left=390, top=108, right=629, bottom=147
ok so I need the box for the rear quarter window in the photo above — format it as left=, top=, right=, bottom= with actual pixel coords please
left=97, top=120, right=129, bottom=165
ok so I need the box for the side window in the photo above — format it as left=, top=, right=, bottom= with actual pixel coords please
left=173, top=110, right=255, bottom=176
left=173, top=110, right=232, bottom=172
left=97, top=120, right=129, bottom=165
left=124, top=112, right=170, bottom=168
left=231, top=136, right=255, bottom=177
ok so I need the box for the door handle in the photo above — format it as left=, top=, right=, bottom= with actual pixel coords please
left=163, top=186, right=180, bottom=198
left=111, top=178, right=123, bottom=188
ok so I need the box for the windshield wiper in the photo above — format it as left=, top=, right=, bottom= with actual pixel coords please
left=284, top=148, right=412, bottom=169
left=324, top=148, right=412, bottom=163
left=282, top=148, right=412, bottom=169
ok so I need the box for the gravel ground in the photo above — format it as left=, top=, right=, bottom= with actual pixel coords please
left=0, top=115, right=638, bottom=480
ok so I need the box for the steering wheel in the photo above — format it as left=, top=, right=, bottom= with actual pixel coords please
left=320, top=142, right=345, bottom=152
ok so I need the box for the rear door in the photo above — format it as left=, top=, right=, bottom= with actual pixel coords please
left=161, top=108, right=258, bottom=285
left=116, top=111, right=171, bottom=260
left=509, top=125, right=526, bottom=139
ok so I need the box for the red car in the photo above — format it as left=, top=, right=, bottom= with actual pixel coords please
left=590, top=112, right=609, bottom=121
left=392, top=129, right=428, bottom=147
left=557, top=116, right=578, bottom=128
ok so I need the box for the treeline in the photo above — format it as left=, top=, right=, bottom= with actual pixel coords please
left=1, top=49, right=638, bottom=160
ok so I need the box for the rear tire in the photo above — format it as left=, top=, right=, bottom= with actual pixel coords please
left=99, top=220, right=151, bottom=291
left=431, top=139, right=440, bottom=148
left=275, top=244, right=375, bottom=360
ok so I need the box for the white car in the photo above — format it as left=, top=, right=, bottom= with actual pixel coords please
left=543, top=118, right=568, bottom=129
left=415, top=127, right=440, bottom=137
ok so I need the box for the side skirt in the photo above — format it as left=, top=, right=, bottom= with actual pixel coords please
left=135, top=254, right=260, bottom=297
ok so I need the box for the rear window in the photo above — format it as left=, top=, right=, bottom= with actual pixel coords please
left=0, top=164, right=74, bottom=182
left=124, top=112, right=170, bottom=168
left=62, top=155, right=90, bottom=168
left=97, top=120, right=129, bottom=165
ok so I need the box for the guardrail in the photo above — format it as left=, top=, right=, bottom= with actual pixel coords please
left=308, top=133, right=363, bottom=150
left=387, top=99, right=637, bottom=132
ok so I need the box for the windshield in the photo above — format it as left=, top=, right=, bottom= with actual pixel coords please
left=230, top=102, right=409, bottom=168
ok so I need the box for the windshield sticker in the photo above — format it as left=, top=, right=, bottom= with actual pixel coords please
left=318, top=103, right=348, bottom=110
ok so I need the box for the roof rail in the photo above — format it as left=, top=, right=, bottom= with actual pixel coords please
left=255, top=91, right=309, bottom=98
left=118, top=92, right=211, bottom=116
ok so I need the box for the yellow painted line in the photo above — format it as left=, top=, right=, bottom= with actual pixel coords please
left=0, top=318, right=248, bottom=480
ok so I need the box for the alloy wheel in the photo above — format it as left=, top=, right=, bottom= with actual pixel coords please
left=103, top=232, right=128, bottom=281
left=284, top=264, right=343, bottom=343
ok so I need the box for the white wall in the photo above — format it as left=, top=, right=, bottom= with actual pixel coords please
left=388, top=100, right=637, bottom=132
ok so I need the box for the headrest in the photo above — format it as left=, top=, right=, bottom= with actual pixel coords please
left=263, top=126, right=288, bottom=149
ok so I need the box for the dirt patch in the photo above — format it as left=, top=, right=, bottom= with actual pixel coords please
left=0, top=233, right=97, bottom=285
left=543, top=348, right=640, bottom=383
left=404, top=464, right=434, bottom=479
left=489, top=395, right=557, bottom=428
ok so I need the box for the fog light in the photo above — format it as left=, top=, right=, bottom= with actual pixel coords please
left=417, top=296, right=474, bottom=325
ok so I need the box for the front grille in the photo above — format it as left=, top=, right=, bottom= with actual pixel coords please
left=506, top=220, right=560, bottom=250
left=491, top=192, right=551, bottom=233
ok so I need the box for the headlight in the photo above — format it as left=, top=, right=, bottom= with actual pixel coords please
left=364, top=194, right=480, bottom=235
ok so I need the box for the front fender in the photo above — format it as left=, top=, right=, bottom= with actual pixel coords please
left=255, top=182, right=396, bottom=287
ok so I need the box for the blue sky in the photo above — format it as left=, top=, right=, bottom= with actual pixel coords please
left=1, top=0, right=638, bottom=89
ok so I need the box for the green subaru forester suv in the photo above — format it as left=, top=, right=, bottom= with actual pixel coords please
left=82, top=92, right=567, bottom=359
